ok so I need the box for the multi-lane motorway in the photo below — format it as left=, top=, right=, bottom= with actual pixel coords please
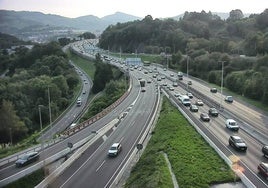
left=0, top=39, right=268, bottom=187
left=146, top=66, right=268, bottom=187
left=49, top=70, right=158, bottom=187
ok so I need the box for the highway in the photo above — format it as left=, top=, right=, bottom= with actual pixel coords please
left=1, top=39, right=268, bottom=187
left=0, top=41, right=148, bottom=187
left=49, top=70, right=158, bottom=187
left=146, top=65, right=268, bottom=187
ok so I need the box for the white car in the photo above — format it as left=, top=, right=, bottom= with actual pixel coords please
left=108, top=143, right=122, bottom=157
left=174, top=92, right=180, bottom=97
left=225, top=119, right=239, bottom=131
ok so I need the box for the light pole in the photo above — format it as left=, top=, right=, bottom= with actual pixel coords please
left=219, top=61, right=225, bottom=111
left=38, top=105, right=44, bottom=152
left=48, top=87, right=52, bottom=128
left=187, top=55, right=189, bottom=90
left=38, top=104, right=47, bottom=175
left=9, top=128, right=12, bottom=145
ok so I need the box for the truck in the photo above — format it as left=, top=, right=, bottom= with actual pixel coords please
left=140, top=79, right=146, bottom=92
left=178, top=71, right=183, bottom=80
left=178, top=95, right=191, bottom=106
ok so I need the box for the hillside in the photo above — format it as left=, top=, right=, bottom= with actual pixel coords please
left=0, top=10, right=141, bottom=40
left=99, top=10, right=268, bottom=106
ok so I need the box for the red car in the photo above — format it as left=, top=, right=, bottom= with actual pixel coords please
left=258, top=162, right=268, bottom=180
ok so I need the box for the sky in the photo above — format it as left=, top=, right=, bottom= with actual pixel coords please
left=0, top=0, right=266, bottom=19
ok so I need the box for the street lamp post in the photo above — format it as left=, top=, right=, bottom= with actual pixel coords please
left=38, top=105, right=44, bottom=152
left=38, top=104, right=47, bottom=175
left=187, top=55, right=189, bottom=90
left=48, top=87, right=52, bottom=128
left=219, top=61, right=225, bottom=111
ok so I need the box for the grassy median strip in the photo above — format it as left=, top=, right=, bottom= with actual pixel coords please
left=125, top=97, right=235, bottom=188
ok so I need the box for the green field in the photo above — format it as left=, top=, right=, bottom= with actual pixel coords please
left=125, top=97, right=236, bottom=188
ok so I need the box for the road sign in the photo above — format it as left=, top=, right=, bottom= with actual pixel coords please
left=137, top=144, right=143, bottom=150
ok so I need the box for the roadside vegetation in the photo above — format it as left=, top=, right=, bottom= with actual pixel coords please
left=99, top=10, right=268, bottom=107
left=0, top=41, right=80, bottom=151
left=125, top=97, right=235, bottom=188
left=3, top=169, right=44, bottom=188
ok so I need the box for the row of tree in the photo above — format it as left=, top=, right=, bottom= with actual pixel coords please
left=0, top=41, right=79, bottom=143
left=98, top=9, right=268, bottom=105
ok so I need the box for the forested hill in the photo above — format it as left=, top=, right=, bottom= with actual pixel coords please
left=99, top=9, right=268, bottom=106
left=99, top=9, right=268, bottom=55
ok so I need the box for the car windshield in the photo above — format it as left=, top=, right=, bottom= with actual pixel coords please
left=110, top=146, right=117, bottom=150
left=21, top=155, right=29, bottom=160
left=235, top=138, right=243, bottom=143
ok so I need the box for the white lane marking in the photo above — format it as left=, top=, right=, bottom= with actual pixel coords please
left=96, top=160, right=105, bottom=172
left=119, top=137, right=124, bottom=143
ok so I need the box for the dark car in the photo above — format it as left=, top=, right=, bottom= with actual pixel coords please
left=229, top=135, right=247, bottom=151
left=15, top=152, right=40, bottom=167
left=262, top=145, right=268, bottom=158
left=258, top=162, right=268, bottom=180
left=200, top=113, right=210, bottom=122
left=210, top=88, right=217, bottom=93
left=208, top=108, right=219, bottom=117
left=190, top=104, right=198, bottom=112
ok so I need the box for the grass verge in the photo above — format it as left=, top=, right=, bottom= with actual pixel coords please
left=3, top=169, right=44, bottom=188
left=125, top=96, right=235, bottom=188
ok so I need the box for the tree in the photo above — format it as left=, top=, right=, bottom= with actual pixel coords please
left=79, top=32, right=96, bottom=39
left=0, top=100, right=28, bottom=143
left=228, top=9, right=244, bottom=21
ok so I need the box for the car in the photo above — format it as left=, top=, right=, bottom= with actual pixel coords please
left=210, top=88, right=217, bottom=93
left=228, top=135, right=247, bottom=151
left=190, top=104, right=198, bottom=112
left=174, top=92, right=180, bottom=97
left=169, top=87, right=174, bottom=91
left=162, top=82, right=167, bottom=86
left=186, top=92, right=193, bottom=99
left=141, top=88, right=146, bottom=92
left=257, top=162, right=268, bottom=180
left=208, top=108, right=219, bottom=117
left=262, top=145, right=268, bottom=158
left=195, top=99, right=204, bottom=106
left=147, top=79, right=152, bottom=83
left=225, top=119, right=239, bottom=131
left=172, top=82, right=178, bottom=87
left=108, top=143, right=122, bottom=157
left=225, top=96, right=233, bottom=103
left=163, top=68, right=167, bottom=71
left=15, top=152, right=40, bottom=167
left=157, top=77, right=162, bottom=81
left=200, top=113, right=210, bottom=122
left=188, top=81, right=192, bottom=85
left=161, top=75, right=166, bottom=80
left=82, top=90, right=86, bottom=94
left=170, top=73, right=174, bottom=77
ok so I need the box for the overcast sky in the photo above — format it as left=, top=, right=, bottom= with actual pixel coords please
left=0, top=0, right=266, bottom=18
